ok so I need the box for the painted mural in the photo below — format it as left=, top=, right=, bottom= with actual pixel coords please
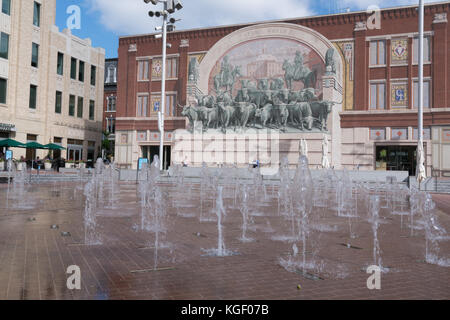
left=183, top=38, right=340, bottom=133
left=209, top=38, right=324, bottom=97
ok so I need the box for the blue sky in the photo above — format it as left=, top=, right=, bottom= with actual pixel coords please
left=54, top=0, right=444, bottom=59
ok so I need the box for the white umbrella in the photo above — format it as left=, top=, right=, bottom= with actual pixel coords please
left=299, top=139, right=308, bottom=158
left=416, top=140, right=426, bottom=183
left=321, top=135, right=330, bottom=169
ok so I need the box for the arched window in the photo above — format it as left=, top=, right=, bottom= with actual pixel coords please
left=107, top=65, right=116, bottom=83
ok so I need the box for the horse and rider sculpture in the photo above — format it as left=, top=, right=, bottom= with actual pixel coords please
left=181, top=50, right=337, bottom=133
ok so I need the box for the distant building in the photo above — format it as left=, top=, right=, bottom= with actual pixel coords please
left=103, top=58, right=117, bottom=158
left=0, top=0, right=105, bottom=164
left=116, top=2, right=450, bottom=177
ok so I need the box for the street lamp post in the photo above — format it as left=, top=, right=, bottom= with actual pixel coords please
left=145, top=0, right=182, bottom=171
left=158, top=3, right=168, bottom=172
left=418, top=0, right=424, bottom=146
left=417, top=0, right=426, bottom=184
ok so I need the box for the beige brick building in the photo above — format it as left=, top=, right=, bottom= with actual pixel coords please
left=0, top=0, right=105, bottom=163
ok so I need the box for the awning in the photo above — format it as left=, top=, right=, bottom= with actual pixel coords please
left=0, top=139, right=26, bottom=148
left=43, top=143, right=66, bottom=150
left=25, top=142, right=48, bottom=149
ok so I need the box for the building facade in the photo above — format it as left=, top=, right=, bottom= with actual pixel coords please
left=103, top=58, right=117, bottom=158
left=116, top=2, right=450, bottom=176
left=0, top=0, right=105, bottom=163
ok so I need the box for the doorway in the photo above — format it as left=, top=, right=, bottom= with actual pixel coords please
left=141, top=145, right=171, bottom=170
left=376, top=145, right=417, bottom=176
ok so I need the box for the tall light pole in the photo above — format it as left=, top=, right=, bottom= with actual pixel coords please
left=417, top=0, right=426, bottom=183
left=418, top=0, right=424, bottom=145
left=145, top=0, right=182, bottom=171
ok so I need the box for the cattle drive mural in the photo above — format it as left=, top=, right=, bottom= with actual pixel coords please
left=182, top=38, right=337, bottom=133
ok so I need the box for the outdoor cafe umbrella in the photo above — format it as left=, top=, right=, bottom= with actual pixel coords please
left=43, top=143, right=65, bottom=150
left=25, top=141, right=47, bottom=150
left=0, top=138, right=26, bottom=148
left=43, top=143, right=65, bottom=163
left=25, top=142, right=48, bottom=168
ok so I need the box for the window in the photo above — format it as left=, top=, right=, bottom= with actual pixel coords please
left=0, top=32, right=9, bottom=60
left=2, top=0, right=11, bottom=15
left=78, top=61, right=84, bottom=82
left=89, top=100, right=95, bottom=120
left=29, top=85, right=37, bottom=109
left=137, top=95, right=148, bottom=117
left=165, top=94, right=176, bottom=116
left=57, top=52, right=64, bottom=75
left=107, top=95, right=116, bottom=112
left=370, top=83, right=385, bottom=109
left=77, top=97, right=83, bottom=118
left=151, top=94, right=177, bottom=116
left=107, top=65, right=116, bottom=83
left=0, top=78, right=6, bottom=104
left=55, top=91, right=62, bottom=114
left=370, top=40, right=386, bottom=66
left=413, top=36, right=431, bottom=63
left=413, top=80, right=430, bottom=109
left=33, top=1, right=40, bottom=27
left=31, top=43, right=39, bottom=67
left=166, top=57, right=178, bottom=78
left=70, top=57, right=77, bottom=79
left=69, top=95, right=75, bottom=116
left=138, top=60, right=149, bottom=81
left=90, top=65, right=96, bottom=86
left=106, top=118, right=115, bottom=134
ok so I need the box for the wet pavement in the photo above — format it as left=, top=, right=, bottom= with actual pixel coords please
left=0, top=181, right=449, bottom=300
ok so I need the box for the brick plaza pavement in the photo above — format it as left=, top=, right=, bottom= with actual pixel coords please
left=0, top=181, right=448, bottom=300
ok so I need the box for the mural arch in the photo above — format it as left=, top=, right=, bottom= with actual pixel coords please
left=197, top=22, right=343, bottom=95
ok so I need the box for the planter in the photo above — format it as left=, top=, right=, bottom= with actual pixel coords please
left=0, top=162, right=4, bottom=171
left=65, top=163, right=73, bottom=169
left=44, top=162, right=52, bottom=170
left=79, top=163, right=86, bottom=169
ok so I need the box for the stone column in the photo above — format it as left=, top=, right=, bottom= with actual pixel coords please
left=323, top=74, right=343, bottom=169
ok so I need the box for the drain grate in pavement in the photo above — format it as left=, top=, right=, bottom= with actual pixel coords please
left=61, top=231, right=71, bottom=237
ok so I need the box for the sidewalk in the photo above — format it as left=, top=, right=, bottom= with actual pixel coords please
left=433, top=193, right=450, bottom=215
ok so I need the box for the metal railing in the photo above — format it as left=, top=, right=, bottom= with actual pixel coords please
left=428, top=167, right=450, bottom=192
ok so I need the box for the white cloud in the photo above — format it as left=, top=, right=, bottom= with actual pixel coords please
left=86, top=0, right=313, bottom=36
left=86, top=0, right=449, bottom=36
left=340, top=0, right=444, bottom=10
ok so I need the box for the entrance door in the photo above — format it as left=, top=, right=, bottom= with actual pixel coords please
left=149, top=146, right=159, bottom=164
left=142, top=145, right=171, bottom=170
left=163, top=145, right=171, bottom=170
left=376, top=145, right=417, bottom=176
